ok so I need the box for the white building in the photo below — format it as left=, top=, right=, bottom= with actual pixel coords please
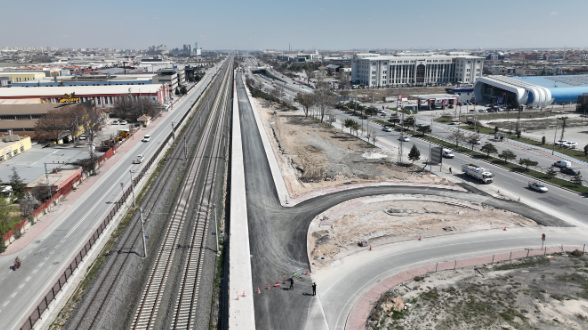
left=351, top=52, right=484, bottom=87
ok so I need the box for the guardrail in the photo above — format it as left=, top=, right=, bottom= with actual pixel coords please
left=19, top=65, right=223, bottom=330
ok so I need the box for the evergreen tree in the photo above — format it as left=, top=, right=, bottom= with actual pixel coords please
left=545, top=166, right=558, bottom=179
left=571, top=172, right=583, bottom=187
left=408, top=144, right=421, bottom=163
left=9, top=168, right=27, bottom=201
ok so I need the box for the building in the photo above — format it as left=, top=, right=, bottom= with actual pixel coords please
left=351, top=52, right=484, bottom=87
left=194, top=43, right=201, bottom=56
left=474, top=74, right=588, bottom=108
left=10, top=74, right=156, bottom=88
left=152, top=68, right=185, bottom=93
left=0, top=134, right=32, bottom=162
left=0, top=103, right=61, bottom=137
left=0, top=84, right=169, bottom=108
left=1, top=72, right=46, bottom=82
left=0, top=77, right=12, bottom=87
left=183, top=44, right=193, bottom=53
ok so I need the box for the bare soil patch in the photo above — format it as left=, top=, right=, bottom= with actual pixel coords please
left=369, top=253, right=588, bottom=330
left=251, top=98, right=453, bottom=198
left=308, top=195, right=537, bottom=270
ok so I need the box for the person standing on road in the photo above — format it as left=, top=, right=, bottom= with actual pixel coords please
left=290, top=277, right=294, bottom=290
left=312, top=282, right=317, bottom=296
left=449, top=167, right=453, bottom=174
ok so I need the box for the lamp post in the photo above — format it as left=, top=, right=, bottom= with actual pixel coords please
left=129, top=170, right=137, bottom=208
left=213, top=204, right=219, bottom=254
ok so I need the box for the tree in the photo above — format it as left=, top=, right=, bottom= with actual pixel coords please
left=295, top=92, right=315, bottom=117
left=112, top=95, right=160, bottom=122
left=9, top=168, right=27, bottom=202
left=61, top=105, right=85, bottom=142
left=542, top=136, right=546, bottom=145
left=571, top=171, right=583, bottom=187
left=498, top=149, right=517, bottom=164
left=175, top=88, right=180, bottom=95
left=314, top=86, right=337, bottom=122
left=34, top=108, right=68, bottom=142
left=180, top=86, right=188, bottom=95
left=81, top=105, right=105, bottom=175
left=449, top=131, right=466, bottom=148
left=516, top=130, right=522, bottom=138
left=494, top=126, right=499, bottom=134
left=480, top=142, right=497, bottom=157
left=389, top=114, right=400, bottom=127
left=408, top=144, right=421, bottom=163
left=518, top=158, right=538, bottom=170
left=416, top=125, right=432, bottom=136
left=546, top=166, right=558, bottom=179
left=403, top=116, right=415, bottom=129
left=467, top=135, right=481, bottom=150
left=19, top=192, right=39, bottom=215
left=584, top=144, right=588, bottom=158
left=365, top=106, right=378, bottom=117
left=344, top=119, right=358, bottom=135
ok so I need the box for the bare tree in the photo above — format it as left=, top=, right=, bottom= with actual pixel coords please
left=295, top=92, right=315, bottom=117
left=449, top=131, right=466, bottom=148
left=81, top=104, right=105, bottom=175
left=314, top=87, right=337, bottom=122
left=63, top=105, right=86, bottom=142
left=34, top=108, right=68, bottom=142
left=112, top=95, right=160, bottom=122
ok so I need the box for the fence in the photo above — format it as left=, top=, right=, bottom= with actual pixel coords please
left=19, top=69, right=215, bottom=330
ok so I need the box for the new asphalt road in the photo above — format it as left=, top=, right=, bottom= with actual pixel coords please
left=236, top=72, right=571, bottom=330
left=0, top=62, right=223, bottom=330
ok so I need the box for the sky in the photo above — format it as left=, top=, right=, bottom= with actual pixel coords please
left=2, top=0, right=588, bottom=51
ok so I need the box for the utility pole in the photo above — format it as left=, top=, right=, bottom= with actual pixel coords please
left=129, top=170, right=136, bottom=208
left=398, top=95, right=404, bottom=164
left=515, top=106, right=523, bottom=134
left=139, top=207, right=147, bottom=258
left=213, top=204, right=219, bottom=254
left=552, top=121, right=559, bottom=155
left=171, top=121, right=176, bottom=141
left=559, top=116, right=568, bottom=143
left=184, top=136, right=188, bottom=160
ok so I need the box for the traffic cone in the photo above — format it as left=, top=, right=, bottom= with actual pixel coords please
left=283, top=274, right=286, bottom=284
left=497, top=189, right=500, bottom=194
left=419, top=236, right=422, bottom=241
left=306, top=269, right=309, bottom=275
left=237, top=294, right=239, bottom=301
left=518, top=197, right=520, bottom=202
left=369, top=245, right=372, bottom=251
left=257, top=287, right=261, bottom=294
left=504, top=226, right=507, bottom=231
left=267, top=284, right=270, bottom=290
left=243, top=291, right=246, bottom=297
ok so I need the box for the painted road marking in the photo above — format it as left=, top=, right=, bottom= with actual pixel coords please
left=39, top=263, right=44, bottom=267
left=44, top=256, right=49, bottom=260
left=2, top=301, right=8, bottom=307
left=26, top=277, right=31, bottom=282
left=32, top=269, right=38, bottom=274
left=18, top=284, right=24, bottom=289
left=10, top=292, right=16, bottom=298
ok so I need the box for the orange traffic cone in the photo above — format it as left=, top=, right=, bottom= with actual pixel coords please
left=257, top=287, right=261, bottom=294
left=498, top=189, right=500, bottom=194
left=503, top=226, right=507, bottom=231
left=419, top=236, right=422, bottom=241
left=267, top=284, right=270, bottom=290
left=237, top=294, right=240, bottom=300
left=283, top=274, right=286, bottom=284
left=243, top=291, right=246, bottom=297
left=518, top=197, right=520, bottom=202
left=306, top=269, right=309, bottom=275
left=369, top=245, right=372, bottom=251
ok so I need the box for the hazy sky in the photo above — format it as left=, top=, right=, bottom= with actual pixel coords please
left=3, top=0, right=587, bottom=50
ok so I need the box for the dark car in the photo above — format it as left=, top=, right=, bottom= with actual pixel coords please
left=561, top=167, right=581, bottom=175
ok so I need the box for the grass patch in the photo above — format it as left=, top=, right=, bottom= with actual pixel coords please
left=493, top=257, right=550, bottom=271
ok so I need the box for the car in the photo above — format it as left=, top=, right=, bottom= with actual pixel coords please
left=78, top=135, right=87, bottom=140
left=554, top=140, right=568, bottom=146
left=474, top=138, right=482, bottom=144
left=382, top=126, right=392, bottom=132
left=133, top=155, right=144, bottom=164
left=416, top=123, right=426, bottom=127
left=561, top=167, right=581, bottom=175
left=400, top=136, right=410, bottom=142
left=450, top=120, right=460, bottom=125
left=380, top=113, right=387, bottom=117
left=120, top=120, right=128, bottom=125
left=553, top=160, right=571, bottom=168
left=564, top=141, right=578, bottom=149
left=528, top=181, right=548, bottom=193
left=478, top=109, right=485, bottom=113
left=112, top=120, right=119, bottom=125
left=142, top=135, right=151, bottom=142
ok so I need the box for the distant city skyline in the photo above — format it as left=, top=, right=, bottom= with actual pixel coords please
left=3, top=0, right=588, bottom=50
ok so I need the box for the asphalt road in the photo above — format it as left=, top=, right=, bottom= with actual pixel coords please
left=235, top=72, right=570, bottom=330
left=331, top=109, right=588, bottom=228
left=0, top=62, right=223, bottom=330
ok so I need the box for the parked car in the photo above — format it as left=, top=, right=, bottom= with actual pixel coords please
left=400, top=136, right=410, bottom=142
left=564, top=141, right=578, bottom=149
left=561, top=167, right=581, bottom=175
left=528, top=181, right=548, bottom=193
left=133, top=155, right=145, bottom=164
left=120, top=120, right=128, bottom=125
left=554, top=140, right=568, bottom=146
left=112, top=120, right=119, bottom=125
left=382, top=126, right=392, bottom=132
left=142, top=135, right=151, bottom=142
left=553, top=160, right=571, bottom=168
left=416, top=123, right=426, bottom=127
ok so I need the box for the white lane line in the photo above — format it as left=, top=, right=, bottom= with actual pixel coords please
left=44, top=256, right=49, bottom=260
left=10, top=292, right=16, bottom=298
left=32, top=269, right=38, bottom=274
left=2, top=301, right=8, bottom=307
left=39, top=263, right=44, bottom=267
left=49, top=250, right=55, bottom=255
left=26, top=277, right=31, bottom=282
left=18, top=284, right=24, bottom=289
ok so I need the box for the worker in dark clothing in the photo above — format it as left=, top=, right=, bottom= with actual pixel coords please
left=289, top=277, right=294, bottom=290
left=312, top=282, right=317, bottom=296
left=449, top=167, right=452, bottom=174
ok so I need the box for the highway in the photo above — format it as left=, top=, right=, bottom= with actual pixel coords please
left=0, top=61, right=224, bottom=330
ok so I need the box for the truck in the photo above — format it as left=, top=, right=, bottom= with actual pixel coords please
left=461, top=164, right=494, bottom=184
left=442, top=148, right=454, bottom=158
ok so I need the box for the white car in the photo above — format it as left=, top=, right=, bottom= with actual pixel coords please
left=564, top=141, right=578, bottom=149
left=120, top=120, right=128, bottom=125
left=528, top=181, right=548, bottom=193
left=133, top=155, right=144, bottom=164
left=142, top=135, right=151, bottom=142
left=112, top=120, right=119, bottom=125
left=555, top=140, right=568, bottom=146
left=400, top=136, right=410, bottom=142
left=382, top=126, right=392, bottom=132
left=553, top=160, right=571, bottom=168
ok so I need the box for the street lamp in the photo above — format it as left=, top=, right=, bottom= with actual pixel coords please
left=129, top=170, right=137, bottom=207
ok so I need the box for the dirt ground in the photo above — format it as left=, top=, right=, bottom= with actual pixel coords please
left=308, top=195, right=537, bottom=270
left=369, top=253, right=588, bottom=330
left=252, top=97, right=453, bottom=198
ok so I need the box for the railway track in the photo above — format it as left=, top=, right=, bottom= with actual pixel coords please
left=130, top=60, right=233, bottom=330
left=64, top=59, right=231, bottom=330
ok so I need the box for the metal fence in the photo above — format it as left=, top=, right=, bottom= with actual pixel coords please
left=19, top=74, right=212, bottom=330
